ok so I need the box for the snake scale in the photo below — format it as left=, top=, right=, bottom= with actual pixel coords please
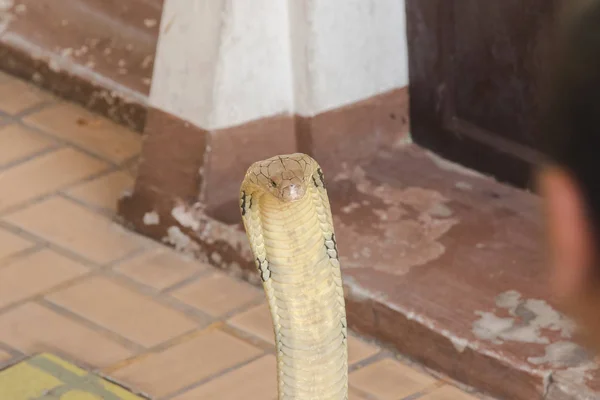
left=240, top=153, right=348, bottom=399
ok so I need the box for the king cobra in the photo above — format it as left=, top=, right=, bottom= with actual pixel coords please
left=240, top=153, right=348, bottom=399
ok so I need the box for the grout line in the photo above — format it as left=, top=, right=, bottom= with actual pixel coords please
left=109, top=263, right=212, bottom=295
left=160, top=352, right=268, bottom=400
left=16, top=118, right=128, bottom=167
left=102, top=270, right=214, bottom=326
left=156, top=268, right=213, bottom=293
left=57, top=164, right=129, bottom=191
left=102, top=246, right=151, bottom=269
left=14, top=99, right=59, bottom=118
left=0, top=141, right=63, bottom=172
left=0, top=243, right=46, bottom=268
left=348, top=351, right=387, bottom=374
left=0, top=342, right=22, bottom=359
left=400, top=381, right=446, bottom=400
left=101, top=324, right=226, bottom=375
left=0, top=220, right=103, bottom=269
left=0, top=268, right=98, bottom=317
left=351, top=387, right=378, bottom=400
left=0, top=98, right=127, bottom=169
left=59, top=191, right=127, bottom=220
left=38, top=299, right=147, bottom=354
left=0, top=200, right=149, bottom=269
left=213, top=295, right=266, bottom=322
left=0, top=165, right=117, bottom=218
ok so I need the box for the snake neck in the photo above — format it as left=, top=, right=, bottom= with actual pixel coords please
left=258, top=188, right=348, bottom=400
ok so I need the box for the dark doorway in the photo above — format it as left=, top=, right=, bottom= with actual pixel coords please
left=406, top=0, right=560, bottom=188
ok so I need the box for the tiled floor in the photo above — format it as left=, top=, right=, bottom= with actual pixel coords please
left=0, top=71, right=485, bottom=399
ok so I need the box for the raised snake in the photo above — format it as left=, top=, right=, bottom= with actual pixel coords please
left=240, top=153, right=348, bottom=399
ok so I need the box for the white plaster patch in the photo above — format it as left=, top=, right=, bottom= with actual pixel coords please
left=342, top=275, right=387, bottom=303
left=210, top=252, right=222, bottom=264
left=472, top=290, right=576, bottom=346
left=393, top=132, right=413, bottom=148
left=163, top=226, right=194, bottom=252
left=427, top=202, right=453, bottom=218
left=528, top=341, right=591, bottom=368
left=472, top=312, right=519, bottom=345
left=143, top=211, right=160, bottom=225
left=455, top=181, right=473, bottom=191
left=425, top=150, right=485, bottom=178
left=450, top=336, right=469, bottom=353
left=471, top=289, right=596, bottom=377
left=171, top=204, right=200, bottom=231
left=341, top=202, right=361, bottom=214
left=334, top=164, right=458, bottom=275
left=0, top=0, right=13, bottom=10
left=0, top=0, right=13, bottom=34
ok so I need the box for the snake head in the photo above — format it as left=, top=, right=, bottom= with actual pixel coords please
left=243, top=153, right=317, bottom=203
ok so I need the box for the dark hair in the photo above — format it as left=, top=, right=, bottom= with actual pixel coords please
left=541, top=1, right=600, bottom=235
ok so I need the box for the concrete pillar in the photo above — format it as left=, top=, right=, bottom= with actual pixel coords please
left=119, top=0, right=410, bottom=256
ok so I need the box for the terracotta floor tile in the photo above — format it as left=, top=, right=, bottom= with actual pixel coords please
left=421, top=385, right=480, bottom=400
left=46, top=276, right=197, bottom=347
left=3, top=197, right=143, bottom=264
left=0, top=302, right=132, bottom=368
left=0, top=71, right=10, bottom=83
left=348, top=335, right=379, bottom=365
left=170, top=272, right=262, bottom=317
left=0, top=79, right=54, bottom=114
left=0, top=249, right=87, bottom=309
left=227, top=303, right=274, bottom=345
left=171, top=354, right=277, bottom=400
left=0, top=124, right=55, bottom=166
left=110, top=329, right=262, bottom=398
left=24, top=103, right=142, bottom=163
left=350, top=358, right=438, bottom=400
left=0, top=227, right=34, bottom=261
left=0, top=147, right=109, bottom=212
left=66, top=170, right=134, bottom=212
left=114, top=248, right=205, bottom=291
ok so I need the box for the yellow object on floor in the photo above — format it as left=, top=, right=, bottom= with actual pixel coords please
left=0, top=353, right=144, bottom=400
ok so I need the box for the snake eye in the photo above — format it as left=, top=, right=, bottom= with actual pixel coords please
left=270, top=179, right=277, bottom=188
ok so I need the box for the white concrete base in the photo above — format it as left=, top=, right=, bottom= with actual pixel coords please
left=150, top=0, right=409, bottom=131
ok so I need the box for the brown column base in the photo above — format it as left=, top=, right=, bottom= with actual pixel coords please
left=119, top=86, right=410, bottom=237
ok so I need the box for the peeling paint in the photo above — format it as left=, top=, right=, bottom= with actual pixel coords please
left=424, top=150, right=486, bottom=178
left=528, top=342, right=592, bottom=368
left=450, top=336, right=469, bottom=353
left=470, top=289, right=599, bottom=386
left=171, top=204, right=200, bottom=231
left=473, top=290, right=575, bottom=346
left=392, top=131, right=413, bottom=148
left=332, top=165, right=459, bottom=275
left=0, top=0, right=14, bottom=34
left=162, top=226, right=199, bottom=252
left=210, top=252, right=222, bottom=264
left=342, top=275, right=387, bottom=303
left=455, top=181, right=473, bottom=191
left=142, top=211, right=160, bottom=225
left=143, top=18, right=157, bottom=28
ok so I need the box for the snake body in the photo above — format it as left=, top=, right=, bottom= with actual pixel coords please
left=240, top=153, right=348, bottom=399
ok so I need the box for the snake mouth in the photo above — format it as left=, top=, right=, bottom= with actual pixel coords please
left=280, top=183, right=306, bottom=202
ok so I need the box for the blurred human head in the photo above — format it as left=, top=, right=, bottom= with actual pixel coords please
left=538, top=0, right=600, bottom=348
